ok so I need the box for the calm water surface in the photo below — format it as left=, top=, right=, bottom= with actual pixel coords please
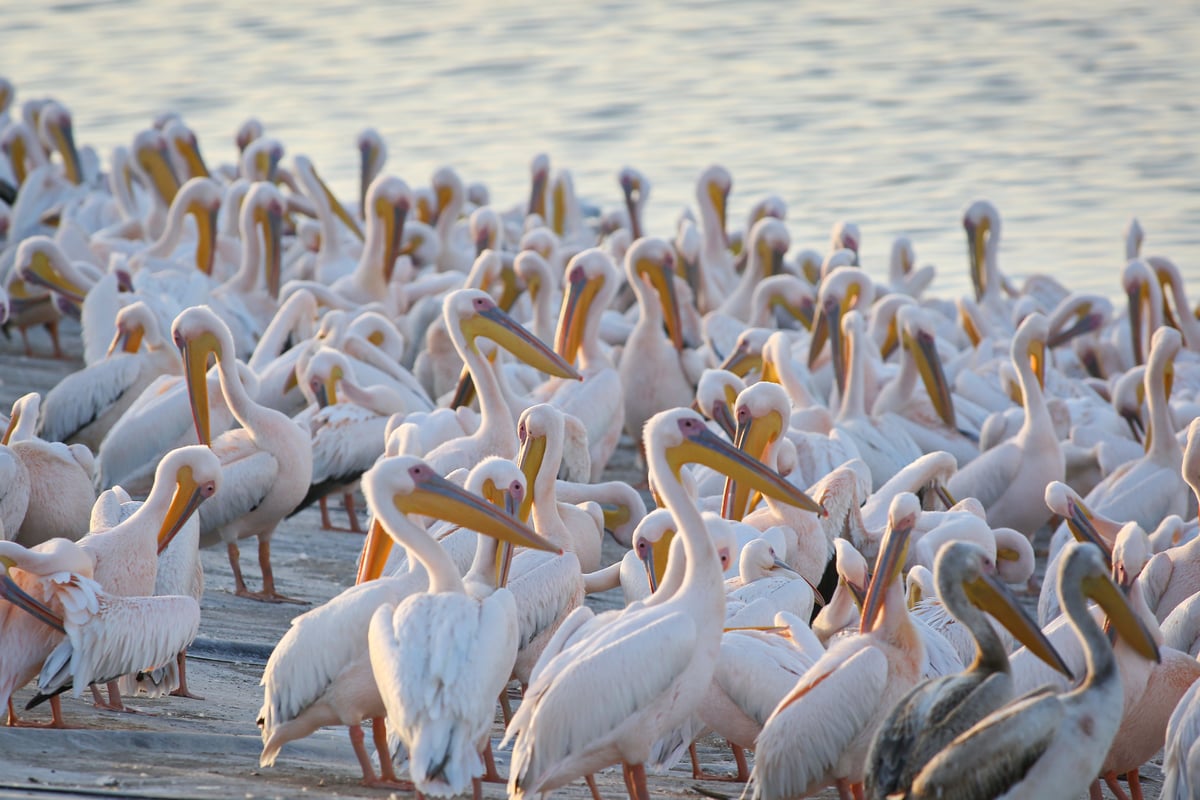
left=5, top=0, right=1200, bottom=299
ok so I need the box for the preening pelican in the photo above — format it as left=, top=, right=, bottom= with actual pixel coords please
left=750, top=494, right=924, bottom=800
left=366, top=456, right=560, bottom=798
left=863, top=541, right=1071, bottom=800
left=905, top=541, right=1160, bottom=800
left=174, top=305, right=312, bottom=602
left=506, top=408, right=822, bottom=800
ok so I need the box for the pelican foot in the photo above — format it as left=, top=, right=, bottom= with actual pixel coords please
left=235, top=587, right=308, bottom=605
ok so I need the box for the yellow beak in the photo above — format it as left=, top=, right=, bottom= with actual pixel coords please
left=723, top=408, right=784, bottom=521
left=966, top=570, right=1072, bottom=677
left=464, top=304, right=581, bottom=381
left=179, top=330, right=222, bottom=446
left=157, top=464, right=212, bottom=554
left=355, top=519, right=395, bottom=584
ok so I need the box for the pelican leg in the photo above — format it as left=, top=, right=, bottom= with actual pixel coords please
left=352, top=723, right=413, bottom=790
left=585, top=774, right=603, bottom=800
left=343, top=492, right=363, bottom=532
left=473, top=777, right=482, bottom=800
left=1129, top=770, right=1143, bottom=800
left=851, top=782, right=865, bottom=800
left=255, top=537, right=306, bottom=604
left=319, top=496, right=334, bottom=530
left=1089, top=781, right=1103, bottom=800
left=46, top=320, right=63, bottom=359
left=622, top=762, right=649, bottom=800
left=7, top=696, right=68, bottom=728
left=18, top=326, right=32, bottom=357
left=93, top=680, right=127, bottom=712
left=835, top=778, right=854, bottom=800
left=228, top=541, right=255, bottom=598
left=498, top=686, right=514, bottom=726
left=482, top=739, right=505, bottom=783
left=6, top=699, right=16, bottom=726
left=169, top=650, right=203, bottom=699
left=1103, top=772, right=1132, bottom=800
left=689, top=740, right=749, bottom=781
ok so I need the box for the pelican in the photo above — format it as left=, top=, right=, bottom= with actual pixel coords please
left=173, top=305, right=312, bottom=602
left=694, top=165, right=735, bottom=311
left=366, top=456, right=560, bottom=798
left=421, top=289, right=579, bottom=475
left=619, top=237, right=695, bottom=458
left=749, top=494, right=923, bottom=800
left=544, top=248, right=625, bottom=480
left=947, top=313, right=1064, bottom=537
left=812, top=539, right=870, bottom=644
left=506, top=407, right=822, bottom=800
left=1163, top=679, right=1200, bottom=800
left=38, top=300, right=180, bottom=452
left=904, top=541, right=1160, bottom=800
left=723, top=539, right=818, bottom=627
left=863, top=541, right=1071, bottom=799
left=716, top=217, right=789, bottom=322
left=4, top=393, right=95, bottom=548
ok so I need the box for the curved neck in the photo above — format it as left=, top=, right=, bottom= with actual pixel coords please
left=838, top=325, right=867, bottom=420
left=383, top=506, right=464, bottom=595
left=350, top=205, right=387, bottom=295
left=248, top=295, right=312, bottom=371
left=231, top=211, right=263, bottom=293
left=1061, top=574, right=1116, bottom=690
left=944, top=578, right=1009, bottom=672
left=875, top=347, right=918, bottom=415
left=144, top=199, right=188, bottom=257
left=216, top=347, right=263, bottom=431
left=647, top=453, right=723, bottom=611
left=1145, top=351, right=1181, bottom=463
left=632, top=272, right=664, bottom=334
left=1015, top=348, right=1051, bottom=440
left=460, top=338, right=517, bottom=455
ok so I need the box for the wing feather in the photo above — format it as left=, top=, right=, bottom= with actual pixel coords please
left=39, top=355, right=142, bottom=442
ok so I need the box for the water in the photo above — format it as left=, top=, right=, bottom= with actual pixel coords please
left=5, top=0, right=1200, bottom=300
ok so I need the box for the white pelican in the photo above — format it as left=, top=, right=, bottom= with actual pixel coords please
left=421, top=289, right=579, bottom=475
left=619, top=237, right=695, bottom=458
left=946, top=313, right=1064, bottom=537
left=716, top=216, right=789, bottom=322
left=544, top=248, right=625, bottom=480
left=366, top=456, right=560, bottom=798
left=0, top=537, right=94, bottom=727
left=173, top=305, right=313, bottom=602
left=812, top=539, right=869, bottom=644
left=905, top=541, right=1160, bottom=800
left=694, top=165, right=735, bottom=311
left=863, top=540, right=1071, bottom=799
left=506, top=408, right=822, bottom=800
left=4, top=392, right=95, bottom=547
left=1163, top=679, right=1200, bottom=800
left=962, top=199, right=1013, bottom=324
left=723, top=539, right=817, bottom=627
left=0, top=440, right=30, bottom=540
left=38, top=300, right=180, bottom=452
left=326, top=175, right=411, bottom=307
left=750, top=494, right=925, bottom=800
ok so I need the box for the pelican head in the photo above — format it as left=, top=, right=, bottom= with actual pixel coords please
left=16, top=236, right=88, bottom=304
left=835, top=537, right=869, bottom=609
left=133, top=128, right=181, bottom=206
left=696, top=164, right=732, bottom=247
left=163, top=119, right=209, bottom=180
left=470, top=206, right=501, bottom=256
left=241, top=136, right=283, bottom=183
left=618, top=166, right=647, bottom=240
left=693, top=369, right=743, bottom=440
left=808, top=266, right=875, bottom=393
left=723, top=382, right=790, bottom=521
left=106, top=301, right=160, bottom=357
left=861, top=493, right=920, bottom=633
left=528, top=153, right=550, bottom=218
left=740, top=537, right=801, bottom=581
left=366, top=174, right=412, bottom=283
left=1058, top=541, right=1159, bottom=663
left=755, top=274, right=815, bottom=331
left=555, top=249, right=619, bottom=365
left=633, top=508, right=676, bottom=593
left=1044, top=481, right=1111, bottom=567
left=362, top=456, right=560, bottom=555
left=241, top=181, right=284, bottom=298
left=445, top=289, right=580, bottom=381
left=1047, top=293, right=1112, bottom=349
left=172, top=305, right=234, bottom=446
left=963, top=199, right=1000, bottom=302
left=939, top=540, right=1072, bottom=676
left=626, top=237, right=685, bottom=351
left=1011, top=312, right=1048, bottom=391
left=152, top=445, right=221, bottom=554
left=829, top=220, right=860, bottom=263
left=172, top=177, right=222, bottom=274
left=748, top=217, right=790, bottom=280
left=718, top=329, right=770, bottom=378
left=464, top=457, right=528, bottom=587
left=650, top=407, right=823, bottom=515
left=235, top=117, right=263, bottom=154
left=1111, top=522, right=1150, bottom=595
left=357, top=127, right=387, bottom=211
left=37, top=101, right=82, bottom=185
left=899, top=305, right=955, bottom=427
left=304, top=347, right=351, bottom=408
left=515, top=403, right=565, bottom=522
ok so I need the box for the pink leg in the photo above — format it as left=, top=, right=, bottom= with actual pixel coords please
left=254, top=537, right=306, bottom=604
left=169, top=650, right=203, bottom=699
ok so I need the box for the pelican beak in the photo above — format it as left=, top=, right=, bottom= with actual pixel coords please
left=718, top=344, right=762, bottom=379
left=358, top=141, right=374, bottom=217
left=480, top=477, right=523, bottom=587
left=845, top=575, right=868, bottom=610
left=139, top=138, right=180, bottom=206
left=449, top=366, right=477, bottom=410
left=1065, top=497, right=1112, bottom=569
left=880, top=316, right=901, bottom=360
left=769, top=245, right=785, bottom=277
left=906, top=327, right=955, bottom=427
left=1127, top=280, right=1147, bottom=366
left=708, top=180, right=729, bottom=249
left=259, top=200, right=283, bottom=301
left=355, top=519, right=394, bottom=584
left=192, top=201, right=219, bottom=276
left=0, top=557, right=65, bottom=633
left=1048, top=307, right=1104, bottom=348
left=771, top=557, right=804, bottom=580
left=395, top=471, right=561, bottom=554
left=710, top=400, right=736, bottom=440
left=157, top=464, right=214, bottom=554
left=640, top=253, right=685, bottom=351
left=50, top=115, right=83, bottom=185
left=643, top=530, right=674, bottom=593
left=967, top=569, right=1072, bottom=677
left=1, top=409, right=18, bottom=446
left=283, top=366, right=300, bottom=395
left=179, top=330, right=222, bottom=446
left=1083, top=570, right=1160, bottom=663
left=666, top=419, right=823, bottom=515
left=516, top=430, right=547, bottom=524
left=316, top=166, right=363, bottom=241
left=723, top=408, right=784, bottom=521
left=20, top=249, right=88, bottom=304
left=177, top=133, right=210, bottom=180
left=313, top=365, right=340, bottom=408
left=1028, top=337, right=1046, bottom=390
left=529, top=169, right=548, bottom=219
left=106, top=322, right=145, bottom=357
left=377, top=195, right=407, bottom=285
left=807, top=295, right=835, bottom=370
left=467, top=304, right=581, bottom=380
left=934, top=482, right=957, bottom=509
left=600, top=501, right=631, bottom=537
left=555, top=267, right=602, bottom=365
left=860, top=511, right=916, bottom=633
left=966, top=216, right=989, bottom=302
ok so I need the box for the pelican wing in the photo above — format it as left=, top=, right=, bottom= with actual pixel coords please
left=370, top=591, right=518, bottom=796
left=1163, top=680, right=1200, bottom=799
left=38, top=354, right=142, bottom=442
left=507, top=609, right=697, bottom=792
left=715, top=631, right=817, bottom=728
left=753, top=641, right=887, bottom=798
left=508, top=551, right=584, bottom=651
left=33, top=575, right=199, bottom=702
left=946, top=441, right=1018, bottom=511
left=198, top=443, right=279, bottom=534
left=909, top=692, right=1060, bottom=800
